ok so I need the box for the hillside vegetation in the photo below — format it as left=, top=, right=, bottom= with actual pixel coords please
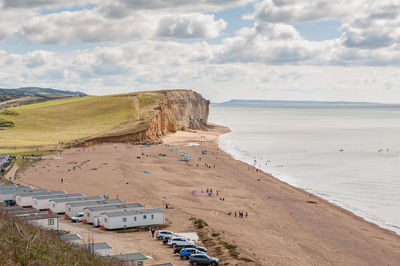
left=0, top=92, right=162, bottom=154
left=0, top=210, right=116, bottom=265
left=0, top=87, right=86, bottom=110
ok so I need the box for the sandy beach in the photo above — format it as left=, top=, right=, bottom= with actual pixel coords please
left=16, top=124, right=400, bottom=265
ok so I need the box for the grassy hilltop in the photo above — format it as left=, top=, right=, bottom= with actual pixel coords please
left=0, top=92, right=163, bottom=155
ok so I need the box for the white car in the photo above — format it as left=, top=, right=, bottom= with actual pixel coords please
left=168, top=237, right=194, bottom=248
left=156, top=230, right=175, bottom=240
left=71, top=212, right=84, bottom=223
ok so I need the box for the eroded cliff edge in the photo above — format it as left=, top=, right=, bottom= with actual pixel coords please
left=81, top=90, right=210, bottom=145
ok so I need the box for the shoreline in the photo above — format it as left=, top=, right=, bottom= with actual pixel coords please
left=16, top=124, right=400, bottom=265
left=216, top=129, right=400, bottom=236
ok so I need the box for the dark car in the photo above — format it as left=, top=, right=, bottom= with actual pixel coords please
left=162, top=235, right=174, bottom=245
left=4, top=199, right=16, bottom=206
left=189, top=254, right=219, bottom=265
left=173, top=245, right=207, bottom=254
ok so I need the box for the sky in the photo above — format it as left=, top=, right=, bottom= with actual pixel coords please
left=0, top=0, right=399, bottom=103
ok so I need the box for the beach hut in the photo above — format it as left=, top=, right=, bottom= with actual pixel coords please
left=83, top=203, right=144, bottom=224
left=111, top=252, right=147, bottom=266
left=61, top=234, right=83, bottom=245
left=65, top=199, right=123, bottom=218
left=80, top=242, right=112, bottom=256
left=49, top=196, right=104, bottom=214
left=100, top=208, right=165, bottom=230
left=23, top=213, right=59, bottom=230
left=0, top=188, right=47, bottom=202
left=32, top=193, right=85, bottom=210
left=16, top=191, right=66, bottom=207
left=7, top=208, right=39, bottom=216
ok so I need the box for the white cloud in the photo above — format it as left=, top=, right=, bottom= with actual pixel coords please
left=156, top=14, right=227, bottom=39
left=249, top=0, right=353, bottom=23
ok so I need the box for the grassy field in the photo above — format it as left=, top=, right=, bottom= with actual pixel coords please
left=0, top=92, right=162, bottom=153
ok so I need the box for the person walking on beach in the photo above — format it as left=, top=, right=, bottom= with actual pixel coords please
left=60, top=178, right=63, bottom=184
left=151, top=228, right=155, bottom=237
left=234, top=211, right=237, bottom=217
left=246, top=211, right=248, bottom=218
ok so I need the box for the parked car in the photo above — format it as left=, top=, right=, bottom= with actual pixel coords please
left=71, top=212, right=84, bottom=223
left=180, top=248, right=205, bottom=260
left=173, top=245, right=207, bottom=254
left=156, top=230, right=175, bottom=240
left=168, top=237, right=193, bottom=248
left=4, top=199, right=16, bottom=206
left=189, top=254, right=219, bottom=265
left=163, top=235, right=176, bottom=245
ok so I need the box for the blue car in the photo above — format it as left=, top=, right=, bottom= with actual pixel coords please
left=180, top=248, right=205, bottom=260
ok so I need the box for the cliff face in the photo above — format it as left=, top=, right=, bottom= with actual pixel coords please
left=82, top=90, right=209, bottom=145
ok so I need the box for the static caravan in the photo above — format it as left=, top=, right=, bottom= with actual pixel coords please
left=101, top=208, right=165, bottom=230
left=61, top=234, right=83, bottom=245
left=49, top=196, right=104, bottom=214
left=65, top=199, right=123, bottom=218
left=32, top=193, right=84, bottom=210
left=7, top=208, right=39, bottom=216
left=16, top=191, right=66, bottom=207
left=0, top=188, right=47, bottom=202
left=80, top=242, right=112, bottom=256
left=83, top=203, right=144, bottom=224
left=24, top=213, right=59, bottom=230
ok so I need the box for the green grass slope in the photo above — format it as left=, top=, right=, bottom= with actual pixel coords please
left=0, top=210, right=116, bottom=265
left=0, top=87, right=87, bottom=110
left=0, top=92, right=162, bottom=154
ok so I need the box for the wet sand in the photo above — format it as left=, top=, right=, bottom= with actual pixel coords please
left=18, top=124, right=400, bottom=265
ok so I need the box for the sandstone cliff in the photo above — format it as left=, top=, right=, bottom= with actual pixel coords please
left=81, top=90, right=209, bottom=145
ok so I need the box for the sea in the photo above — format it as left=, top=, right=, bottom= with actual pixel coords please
left=209, top=103, right=400, bottom=234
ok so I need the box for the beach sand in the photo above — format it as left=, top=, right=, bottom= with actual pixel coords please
left=17, top=124, right=400, bottom=265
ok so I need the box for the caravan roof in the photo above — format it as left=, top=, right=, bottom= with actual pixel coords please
left=33, top=193, right=84, bottom=200
left=16, top=191, right=65, bottom=197
left=51, top=196, right=103, bottom=203
left=67, top=199, right=122, bottom=207
left=103, top=208, right=164, bottom=217
left=84, top=203, right=144, bottom=212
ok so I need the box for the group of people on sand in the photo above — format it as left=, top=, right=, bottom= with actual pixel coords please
left=227, top=210, right=248, bottom=218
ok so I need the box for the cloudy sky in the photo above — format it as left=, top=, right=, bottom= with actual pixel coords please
left=0, top=0, right=399, bottom=103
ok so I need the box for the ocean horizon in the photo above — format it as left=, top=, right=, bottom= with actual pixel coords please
left=209, top=103, right=400, bottom=234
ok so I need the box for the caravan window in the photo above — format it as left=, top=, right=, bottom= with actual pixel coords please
left=104, top=218, right=108, bottom=223
left=122, top=217, right=127, bottom=222
left=53, top=204, right=55, bottom=208
left=143, top=215, right=147, bottom=219
left=48, top=219, right=54, bottom=225
left=134, top=216, right=137, bottom=221
left=151, top=214, right=154, bottom=220
left=87, top=213, right=90, bottom=217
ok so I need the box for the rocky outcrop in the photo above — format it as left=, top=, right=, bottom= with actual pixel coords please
left=81, top=90, right=209, bottom=145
